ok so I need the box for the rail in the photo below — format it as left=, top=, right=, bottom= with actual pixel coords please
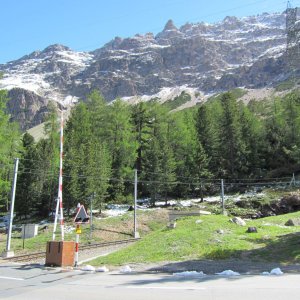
left=2, top=238, right=140, bottom=263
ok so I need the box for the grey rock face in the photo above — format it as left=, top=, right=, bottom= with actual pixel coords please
left=7, top=88, right=48, bottom=130
left=75, top=12, right=288, bottom=100
left=285, top=218, right=300, bottom=226
left=0, top=11, right=296, bottom=129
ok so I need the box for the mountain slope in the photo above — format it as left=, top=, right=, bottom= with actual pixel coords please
left=0, top=11, right=297, bottom=130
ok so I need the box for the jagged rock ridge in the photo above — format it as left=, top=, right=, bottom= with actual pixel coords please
left=0, top=11, right=296, bottom=129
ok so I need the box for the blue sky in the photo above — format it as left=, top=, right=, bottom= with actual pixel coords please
left=0, top=0, right=298, bottom=64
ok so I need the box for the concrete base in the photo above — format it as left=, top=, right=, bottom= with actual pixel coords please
left=2, top=250, right=14, bottom=258
left=134, top=231, right=140, bottom=239
left=45, top=241, right=75, bottom=267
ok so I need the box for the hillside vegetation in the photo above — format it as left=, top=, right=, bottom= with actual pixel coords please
left=1, top=87, right=300, bottom=221
left=89, top=211, right=300, bottom=266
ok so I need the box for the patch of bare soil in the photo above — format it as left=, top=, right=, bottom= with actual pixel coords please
left=92, top=209, right=169, bottom=242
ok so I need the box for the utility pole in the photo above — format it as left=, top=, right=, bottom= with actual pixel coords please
left=133, top=169, right=139, bottom=238
left=89, top=193, right=94, bottom=241
left=221, top=179, right=225, bottom=215
left=290, top=173, right=296, bottom=187
left=3, top=158, right=19, bottom=258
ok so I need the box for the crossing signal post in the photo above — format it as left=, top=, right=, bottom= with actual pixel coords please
left=74, top=204, right=89, bottom=267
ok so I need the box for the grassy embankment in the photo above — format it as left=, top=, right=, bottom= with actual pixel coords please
left=88, top=210, right=300, bottom=266
left=2, top=189, right=300, bottom=266
left=0, top=209, right=168, bottom=254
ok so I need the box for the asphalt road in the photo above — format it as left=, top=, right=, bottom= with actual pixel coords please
left=0, top=262, right=300, bottom=300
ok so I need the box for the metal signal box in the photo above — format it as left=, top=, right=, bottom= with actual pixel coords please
left=45, top=241, right=75, bottom=267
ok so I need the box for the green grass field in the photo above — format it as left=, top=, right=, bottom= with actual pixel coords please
left=0, top=209, right=168, bottom=254
left=2, top=196, right=300, bottom=267
left=88, top=211, right=300, bottom=266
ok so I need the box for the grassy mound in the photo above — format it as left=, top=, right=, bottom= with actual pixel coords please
left=89, top=211, right=300, bottom=266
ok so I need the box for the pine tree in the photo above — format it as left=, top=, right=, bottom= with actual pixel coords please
left=240, top=105, right=264, bottom=176
left=0, top=89, right=20, bottom=210
left=171, top=110, right=210, bottom=198
left=85, top=140, right=111, bottom=211
left=264, top=97, right=288, bottom=171
left=64, top=102, right=92, bottom=211
left=142, top=104, right=176, bottom=205
left=218, top=92, right=245, bottom=178
left=15, top=133, right=38, bottom=217
left=131, top=102, right=153, bottom=172
left=32, top=103, right=60, bottom=216
left=196, top=102, right=221, bottom=175
left=105, top=99, right=137, bottom=201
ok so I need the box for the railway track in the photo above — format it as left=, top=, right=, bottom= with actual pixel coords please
left=2, top=238, right=139, bottom=263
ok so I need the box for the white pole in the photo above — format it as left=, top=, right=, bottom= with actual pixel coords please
left=52, top=197, right=59, bottom=241
left=5, top=158, right=19, bottom=255
left=90, top=194, right=93, bottom=240
left=52, top=111, right=64, bottom=241
left=74, top=226, right=80, bottom=267
left=133, top=169, right=139, bottom=238
left=221, top=179, right=225, bottom=215
left=59, top=111, right=64, bottom=240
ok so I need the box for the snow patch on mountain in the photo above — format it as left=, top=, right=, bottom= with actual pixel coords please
left=0, top=11, right=296, bottom=131
left=122, top=85, right=202, bottom=106
left=0, top=46, right=93, bottom=103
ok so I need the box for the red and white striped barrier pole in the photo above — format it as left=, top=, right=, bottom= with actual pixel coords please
left=59, top=111, right=64, bottom=240
left=52, top=110, right=64, bottom=241
left=74, top=225, right=80, bottom=267
left=74, top=203, right=81, bottom=267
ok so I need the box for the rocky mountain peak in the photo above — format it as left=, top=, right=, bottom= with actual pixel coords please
left=163, top=19, right=178, bottom=31
left=42, top=44, right=70, bottom=53
left=1, top=10, right=298, bottom=131
left=18, top=44, right=72, bottom=62
left=223, top=15, right=239, bottom=24
left=100, top=37, right=124, bottom=52
left=156, top=19, right=182, bottom=42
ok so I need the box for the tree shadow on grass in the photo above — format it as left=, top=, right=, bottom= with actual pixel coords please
left=96, top=227, right=132, bottom=237
left=143, top=232, right=300, bottom=275
left=115, top=233, right=300, bottom=288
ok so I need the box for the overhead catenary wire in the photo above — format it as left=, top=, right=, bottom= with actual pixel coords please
left=136, top=169, right=293, bottom=182
left=16, top=159, right=297, bottom=184
left=15, top=167, right=296, bottom=187
left=73, top=0, right=290, bottom=53
left=12, top=0, right=297, bottom=189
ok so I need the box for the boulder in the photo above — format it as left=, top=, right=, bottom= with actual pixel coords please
left=285, top=218, right=300, bottom=226
left=247, top=227, right=257, bottom=233
left=280, top=195, right=300, bottom=212
left=231, top=217, right=246, bottom=226
left=168, top=221, right=177, bottom=229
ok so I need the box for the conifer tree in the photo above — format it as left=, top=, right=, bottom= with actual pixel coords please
left=142, top=104, right=176, bottom=205
left=264, top=97, right=288, bottom=171
left=240, top=105, right=264, bottom=176
left=15, top=133, right=38, bottom=217
left=0, top=89, right=20, bottom=210
left=171, top=110, right=210, bottom=198
left=105, top=99, right=137, bottom=201
left=33, top=103, right=60, bottom=216
left=196, top=102, right=221, bottom=175
left=218, top=92, right=245, bottom=178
